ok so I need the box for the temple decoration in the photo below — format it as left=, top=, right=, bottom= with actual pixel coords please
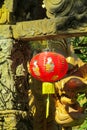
left=29, top=52, right=68, bottom=82
left=44, top=0, right=87, bottom=30
left=53, top=63, right=87, bottom=129
left=29, top=51, right=68, bottom=118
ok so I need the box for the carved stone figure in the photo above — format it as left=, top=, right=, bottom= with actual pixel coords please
left=28, top=39, right=87, bottom=130
left=44, top=0, right=87, bottom=17
left=44, top=0, right=87, bottom=29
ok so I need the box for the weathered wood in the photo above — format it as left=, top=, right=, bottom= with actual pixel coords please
left=12, top=18, right=87, bottom=41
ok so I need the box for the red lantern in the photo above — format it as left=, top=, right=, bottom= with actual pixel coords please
left=29, top=52, right=68, bottom=82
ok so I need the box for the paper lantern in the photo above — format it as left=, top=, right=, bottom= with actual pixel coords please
left=29, top=52, right=68, bottom=118
left=29, top=52, right=68, bottom=82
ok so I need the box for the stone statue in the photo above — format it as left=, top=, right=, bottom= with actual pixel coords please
left=28, top=39, right=87, bottom=130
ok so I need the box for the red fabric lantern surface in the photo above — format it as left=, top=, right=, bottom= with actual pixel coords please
left=29, top=52, right=68, bottom=82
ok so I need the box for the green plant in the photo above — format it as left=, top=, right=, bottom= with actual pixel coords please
left=71, top=36, right=87, bottom=62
